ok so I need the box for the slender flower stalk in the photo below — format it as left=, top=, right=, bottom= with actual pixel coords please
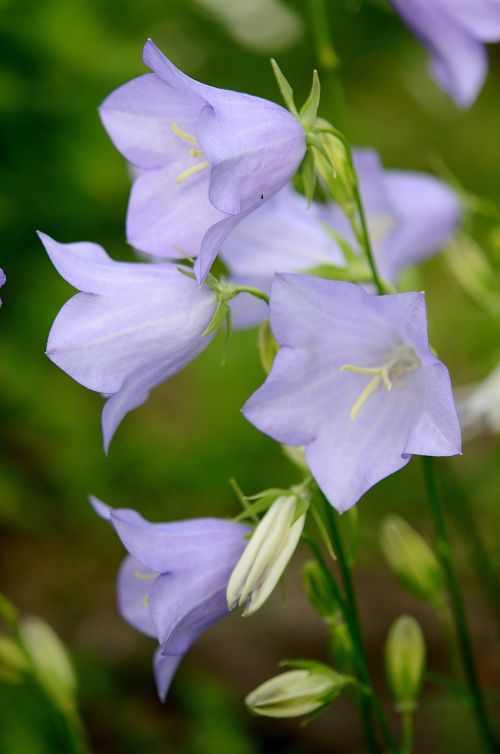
left=421, top=457, right=498, bottom=754
left=320, top=492, right=399, bottom=754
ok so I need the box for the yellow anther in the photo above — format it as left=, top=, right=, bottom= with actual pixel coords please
left=188, top=147, right=204, bottom=158
left=133, top=570, right=157, bottom=581
left=176, top=160, right=210, bottom=185
left=172, top=120, right=198, bottom=143
left=341, top=364, right=392, bottom=420
left=143, top=595, right=149, bottom=607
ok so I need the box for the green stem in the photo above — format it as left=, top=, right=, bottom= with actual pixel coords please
left=308, top=0, right=340, bottom=72
left=351, top=179, right=385, bottom=295
left=401, top=711, right=413, bottom=754
left=422, top=457, right=498, bottom=754
left=321, top=496, right=399, bottom=753
left=229, top=285, right=270, bottom=305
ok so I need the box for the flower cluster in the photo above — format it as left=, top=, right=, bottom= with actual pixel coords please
left=40, top=41, right=466, bottom=700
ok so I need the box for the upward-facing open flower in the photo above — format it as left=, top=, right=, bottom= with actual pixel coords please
left=39, top=233, right=218, bottom=451
left=390, top=0, right=500, bottom=107
left=243, top=274, right=461, bottom=512
left=91, top=497, right=248, bottom=701
left=222, top=150, right=460, bottom=327
left=100, top=40, right=306, bottom=282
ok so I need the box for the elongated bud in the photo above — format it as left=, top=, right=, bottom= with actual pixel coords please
left=20, top=616, right=76, bottom=710
left=302, top=560, right=338, bottom=619
left=380, top=516, right=445, bottom=605
left=227, top=495, right=306, bottom=616
left=311, top=126, right=356, bottom=213
left=246, top=666, right=348, bottom=718
left=0, top=636, right=28, bottom=683
left=385, top=616, right=426, bottom=713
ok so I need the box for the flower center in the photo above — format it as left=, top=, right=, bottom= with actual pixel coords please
left=172, top=121, right=210, bottom=184
left=341, top=342, right=420, bottom=420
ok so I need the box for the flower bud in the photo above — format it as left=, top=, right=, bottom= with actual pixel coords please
left=385, top=616, right=426, bottom=713
left=227, top=495, right=306, bottom=615
left=379, top=516, right=445, bottom=605
left=246, top=666, right=347, bottom=718
left=302, top=560, right=338, bottom=619
left=20, top=616, right=76, bottom=710
left=312, top=125, right=356, bottom=213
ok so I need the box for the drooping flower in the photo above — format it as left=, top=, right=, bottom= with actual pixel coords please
left=39, top=233, right=218, bottom=451
left=243, top=274, right=461, bottom=512
left=100, top=39, right=306, bottom=282
left=390, top=0, right=500, bottom=107
left=222, top=149, right=460, bottom=327
left=90, top=497, right=248, bottom=701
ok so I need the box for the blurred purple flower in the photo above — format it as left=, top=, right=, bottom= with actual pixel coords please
left=39, top=233, right=217, bottom=451
left=100, top=39, right=306, bottom=282
left=222, top=149, right=460, bottom=327
left=243, top=274, right=461, bottom=512
left=391, top=0, right=500, bottom=107
left=91, top=497, right=248, bottom=700
left=0, top=269, right=5, bottom=305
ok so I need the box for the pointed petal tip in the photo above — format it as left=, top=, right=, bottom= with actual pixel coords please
left=89, top=495, right=112, bottom=520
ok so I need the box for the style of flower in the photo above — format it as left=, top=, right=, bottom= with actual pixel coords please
left=390, top=0, right=500, bottom=107
left=243, top=274, right=461, bottom=512
left=39, top=233, right=218, bottom=451
left=222, top=149, right=460, bottom=327
left=91, top=497, right=249, bottom=701
left=100, top=39, right=306, bottom=283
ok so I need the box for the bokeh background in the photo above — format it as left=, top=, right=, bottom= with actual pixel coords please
left=1, top=0, right=499, bottom=752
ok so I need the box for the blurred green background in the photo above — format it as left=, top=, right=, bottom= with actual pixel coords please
left=0, top=0, right=499, bottom=752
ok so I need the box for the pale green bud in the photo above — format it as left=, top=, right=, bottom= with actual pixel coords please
left=20, top=616, right=76, bottom=710
left=227, top=495, right=306, bottom=616
left=380, top=515, right=445, bottom=605
left=0, top=636, right=28, bottom=683
left=302, top=560, right=339, bottom=619
left=385, top=616, right=426, bottom=713
left=311, top=126, right=356, bottom=212
left=246, top=666, right=347, bottom=718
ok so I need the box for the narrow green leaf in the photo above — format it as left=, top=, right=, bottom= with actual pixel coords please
left=270, top=59, right=298, bottom=116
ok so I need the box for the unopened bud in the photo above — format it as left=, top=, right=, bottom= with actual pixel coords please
left=302, top=560, right=338, bottom=619
left=385, top=616, right=426, bottom=713
left=20, top=616, right=76, bottom=709
left=380, top=516, right=445, bottom=605
left=246, top=666, right=348, bottom=718
left=227, top=495, right=306, bottom=616
left=312, top=126, right=355, bottom=212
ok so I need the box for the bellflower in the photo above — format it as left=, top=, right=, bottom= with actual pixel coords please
left=390, top=0, right=500, bottom=107
left=243, top=274, right=461, bottom=512
left=39, top=233, right=218, bottom=451
left=222, top=150, right=460, bottom=327
left=100, top=39, right=306, bottom=282
left=91, top=497, right=248, bottom=701
left=0, top=269, right=5, bottom=305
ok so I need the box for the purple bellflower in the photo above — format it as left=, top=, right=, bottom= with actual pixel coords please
left=391, top=0, right=500, bottom=107
left=100, top=40, right=306, bottom=283
left=243, top=274, right=461, bottom=512
left=91, top=496, right=249, bottom=701
left=0, top=269, right=5, bottom=305
left=39, top=233, right=218, bottom=451
left=222, top=149, right=460, bottom=327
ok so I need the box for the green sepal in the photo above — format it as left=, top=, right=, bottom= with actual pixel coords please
left=270, top=59, right=298, bottom=117
left=300, top=263, right=372, bottom=284
left=299, top=70, right=321, bottom=130
left=202, top=298, right=229, bottom=336
left=258, top=319, right=279, bottom=374
left=301, top=149, right=317, bottom=204
left=232, top=488, right=288, bottom=523
left=309, top=504, right=336, bottom=560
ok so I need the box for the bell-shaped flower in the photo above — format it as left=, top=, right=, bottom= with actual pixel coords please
left=222, top=149, right=460, bottom=327
left=243, top=274, right=461, bottom=512
left=227, top=495, right=306, bottom=616
left=39, top=233, right=218, bottom=451
left=100, top=39, right=306, bottom=282
left=91, top=497, right=249, bottom=701
left=390, top=0, right=500, bottom=107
